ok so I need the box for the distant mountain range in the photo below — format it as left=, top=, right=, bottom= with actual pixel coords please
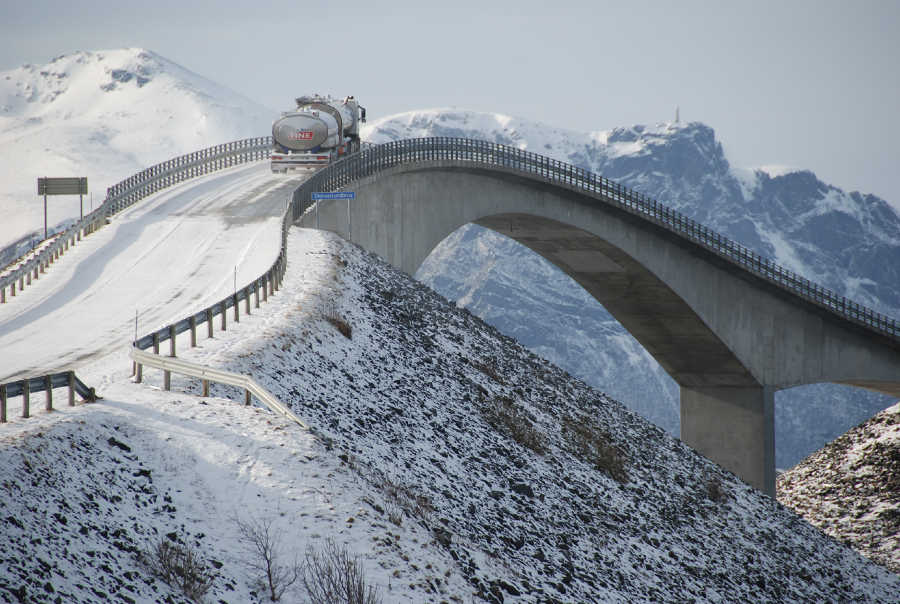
left=363, top=110, right=900, bottom=468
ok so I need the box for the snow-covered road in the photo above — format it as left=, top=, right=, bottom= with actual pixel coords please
left=0, top=161, right=304, bottom=382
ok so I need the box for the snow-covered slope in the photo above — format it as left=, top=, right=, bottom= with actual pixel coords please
left=778, top=401, right=900, bottom=575
left=364, top=109, right=900, bottom=468
left=0, top=48, right=275, bottom=254
left=3, top=228, right=897, bottom=602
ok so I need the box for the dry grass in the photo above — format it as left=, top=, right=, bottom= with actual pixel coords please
left=562, top=415, right=629, bottom=483
left=325, top=315, right=352, bottom=339
left=481, top=396, right=546, bottom=455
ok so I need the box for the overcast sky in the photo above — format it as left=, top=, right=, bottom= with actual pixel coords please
left=2, top=0, right=899, bottom=204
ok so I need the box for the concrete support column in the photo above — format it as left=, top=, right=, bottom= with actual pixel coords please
left=680, top=385, right=775, bottom=496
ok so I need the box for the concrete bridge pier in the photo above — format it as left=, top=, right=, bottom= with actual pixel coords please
left=680, top=386, right=775, bottom=496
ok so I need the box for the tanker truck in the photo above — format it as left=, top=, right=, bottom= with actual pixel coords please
left=270, top=95, right=366, bottom=173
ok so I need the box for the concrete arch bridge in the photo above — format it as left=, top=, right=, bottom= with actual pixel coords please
left=289, top=138, right=900, bottom=496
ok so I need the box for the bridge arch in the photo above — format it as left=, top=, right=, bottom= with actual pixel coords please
left=292, top=139, right=900, bottom=495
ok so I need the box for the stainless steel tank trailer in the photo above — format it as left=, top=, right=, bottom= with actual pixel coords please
left=270, top=95, right=366, bottom=173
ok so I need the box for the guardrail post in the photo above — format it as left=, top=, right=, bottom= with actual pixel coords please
left=244, top=286, right=251, bottom=315
left=153, top=333, right=159, bottom=355
left=164, top=368, right=171, bottom=391
left=0, top=384, right=6, bottom=422
left=207, top=308, right=214, bottom=339
left=18, top=276, right=24, bottom=291
left=1, top=287, right=5, bottom=303
left=233, top=293, right=239, bottom=322
left=255, top=279, right=260, bottom=308
left=202, top=379, right=209, bottom=397
left=190, top=316, right=197, bottom=347
left=169, top=325, right=176, bottom=357
left=68, top=372, right=75, bottom=406
left=136, top=361, right=143, bottom=383
left=263, top=275, right=268, bottom=302
left=22, top=379, right=29, bottom=419
left=26, top=272, right=31, bottom=286
left=45, top=375, right=52, bottom=411
left=221, top=302, right=227, bottom=331
left=245, top=389, right=251, bottom=406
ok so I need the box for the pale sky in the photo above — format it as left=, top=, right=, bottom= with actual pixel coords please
left=2, top=0, right=899, bottom=205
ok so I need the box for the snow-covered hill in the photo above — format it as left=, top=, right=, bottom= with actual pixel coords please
left=0, top=48, right=275, bottom=254
left=3, top=228, right=897, bottom=602
left=778, top=401, right=900, bottom=575
left=364, top=109, right=900, bottom=468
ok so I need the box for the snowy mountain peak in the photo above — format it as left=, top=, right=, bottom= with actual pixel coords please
left=0, top=48, right=276, bottom=252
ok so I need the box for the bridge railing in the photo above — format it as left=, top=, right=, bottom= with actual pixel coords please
left=290, top=137, right=899, bottom=343
left=1, top=136, right=273, bottom=303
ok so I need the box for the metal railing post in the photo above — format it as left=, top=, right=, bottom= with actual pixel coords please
left=22, top=379, right=29, bottom=419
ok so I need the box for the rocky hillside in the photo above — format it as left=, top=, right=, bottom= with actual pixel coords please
left=364, top=110, right=900, bottom=468
left=2, top=228, right=898, bottom=602
left=778, top=402, right=900, bottom=575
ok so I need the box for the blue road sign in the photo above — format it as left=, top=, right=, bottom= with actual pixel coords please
left=311, top=191, right=356, bottom=200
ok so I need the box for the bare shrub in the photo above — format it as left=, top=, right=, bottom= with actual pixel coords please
left=141, top=535, right=215, bottom=602
left=303, top=538, right=381, bottom=604
left=481, top=396, right=546, bottom=455
left=562, top=416, right=628, bottom=483
left=235, top=516, right=301, bottom=601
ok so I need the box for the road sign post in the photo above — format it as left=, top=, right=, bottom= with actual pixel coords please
left=311, top=192, right=356, bottom=239
left=37, top=177, right=88, bottom=240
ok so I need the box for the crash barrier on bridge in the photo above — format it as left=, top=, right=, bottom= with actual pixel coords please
left=0, top=137, right=273, bottom=304
left=130, top=347, right=307, bottom=429
left=289, top=137, right=900, bottom=343
left=0, top=371, right=97, bottom=423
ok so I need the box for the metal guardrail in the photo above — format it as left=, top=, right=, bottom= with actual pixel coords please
left=0, top=371, right=97, bottom=422
left=130, top=348, right=306, bottom=428
left=289, top=137, right=900, bottom=343
left=0, top=136, right=272, bottom=302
